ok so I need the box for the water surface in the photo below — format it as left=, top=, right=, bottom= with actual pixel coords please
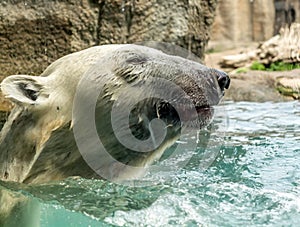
left=1, top=101, right=299, bottom=226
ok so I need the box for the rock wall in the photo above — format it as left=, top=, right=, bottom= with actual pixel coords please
left=210, top=0, right=275, bottom=46
left=0, top=0, right=217, bottom=78
left=274, top=0, right=300, bottom=34
left=0, top=0, right=98, bottom=77
left=211, top=0, right=300, bottom=48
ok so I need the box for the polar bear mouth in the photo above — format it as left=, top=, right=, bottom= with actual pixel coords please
left=156, top=101, right=214, bottom=129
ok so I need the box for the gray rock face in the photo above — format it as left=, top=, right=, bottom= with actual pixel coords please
left=0, top=0, right=217, bottom=77
left=210, top=0, right=300, bottom=47
left=211, top=0, right=275, bottom=45
left=224, top=70, right=300, bottom=102
left=0, top=0, right=99, bottom=76
left=275, top=0, right=300, bottom=34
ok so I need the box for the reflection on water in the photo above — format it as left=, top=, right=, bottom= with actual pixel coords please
left=0, top=101, right=300, bottom=226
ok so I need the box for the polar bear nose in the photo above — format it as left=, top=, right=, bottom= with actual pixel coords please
left=215, top=70, right=230, bottom=91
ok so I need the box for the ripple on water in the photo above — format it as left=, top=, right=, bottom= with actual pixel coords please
left=0, top=101, right=299, bottom=226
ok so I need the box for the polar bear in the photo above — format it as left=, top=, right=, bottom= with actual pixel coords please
left=0, top=44, right=230, bottom=184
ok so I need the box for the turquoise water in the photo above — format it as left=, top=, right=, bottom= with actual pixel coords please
left=0, top=101, right=300, bottom=226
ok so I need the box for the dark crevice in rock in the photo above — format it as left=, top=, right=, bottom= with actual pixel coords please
left=122, top=0, right=135, bottom=40
left=96, top=0, right=106, bottom=45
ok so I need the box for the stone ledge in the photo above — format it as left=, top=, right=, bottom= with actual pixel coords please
left=224, top=69, right=300, bottom=102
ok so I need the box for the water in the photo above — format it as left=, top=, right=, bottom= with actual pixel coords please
left=0, top=101, right=300, bottom=227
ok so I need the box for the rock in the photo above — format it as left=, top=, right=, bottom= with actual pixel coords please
left=210, top=0, right=275, bottom=47
left=0, top=0, right=99, bottom=77
left=210, top=0, right=300, bottom=50
left=276, top=76, right=300, bottom=99
left=224, top=69, right=300, bottom=102
left=252, top=0, right=276, bottom=41
left=274, top=0, right=300, bottom=34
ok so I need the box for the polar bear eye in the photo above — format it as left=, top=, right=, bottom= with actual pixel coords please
left=126, top=55, right=148, bottom=65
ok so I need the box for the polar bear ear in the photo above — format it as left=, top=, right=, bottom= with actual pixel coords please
left=1, top=75, right=49, bottom=106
